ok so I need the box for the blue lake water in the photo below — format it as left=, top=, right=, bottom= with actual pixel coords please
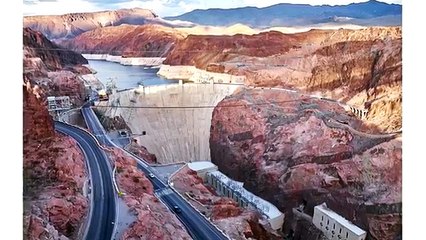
left=87, top=60, right=178, bottom=89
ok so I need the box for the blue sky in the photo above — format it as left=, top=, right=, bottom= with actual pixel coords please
left=23, top=0, right=402, bottom=17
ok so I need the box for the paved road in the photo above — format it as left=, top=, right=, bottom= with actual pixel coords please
left=82, top=102, right=228, bottom=240
left=55, top=121, right=116, bottom=240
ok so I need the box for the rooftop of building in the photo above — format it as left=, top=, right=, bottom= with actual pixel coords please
left=188, top=161, right=217, bottom=172
left=315, top=203, right=366, bottom=236
left=208, top=170, right=283, bottom=220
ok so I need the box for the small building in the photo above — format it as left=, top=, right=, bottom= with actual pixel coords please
left=206, top=170, right=285, bottom=230
left=184, top=161, right=284, bottom=230
left=312, top=203, right=366, bottom=240
left=187, top=161, right=218, bottom=180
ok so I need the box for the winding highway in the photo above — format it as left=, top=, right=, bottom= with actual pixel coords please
left=54, top=121, right=116, bottom=240
left=81, top=102, right=228, bottom=240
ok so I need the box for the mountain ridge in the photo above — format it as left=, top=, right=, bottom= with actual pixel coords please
left=165, top=0, right=401, bottom=27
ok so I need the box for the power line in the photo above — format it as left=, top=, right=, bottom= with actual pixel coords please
left=92, top=98, right=310, bottom=109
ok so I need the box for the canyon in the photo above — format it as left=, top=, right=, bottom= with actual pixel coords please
left=210, top=88, right=402, bottom=240
left=23, top=28, right=193, bottom=240
left=22, top=3, right=403, bottom=239
left=160, top=26, right=402, bottom=133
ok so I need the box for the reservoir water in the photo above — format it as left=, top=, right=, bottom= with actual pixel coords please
left=87, top=60, right=178, bottom=89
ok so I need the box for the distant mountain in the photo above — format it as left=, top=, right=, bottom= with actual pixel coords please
left=165, top=0, right=401, bottom=27
left=24, top=8, right=195, bottom=40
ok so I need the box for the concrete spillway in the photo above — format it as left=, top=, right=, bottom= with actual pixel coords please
left=105, top=83, right=239, bottom=164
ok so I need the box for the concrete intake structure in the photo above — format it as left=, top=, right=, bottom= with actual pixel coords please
left=101, top=83, right=239, bottom=164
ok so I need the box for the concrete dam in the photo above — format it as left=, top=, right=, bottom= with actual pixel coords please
left=102, top=83, right=239, bottom=164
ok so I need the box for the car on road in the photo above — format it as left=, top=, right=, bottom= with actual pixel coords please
left=119, top=130, right=127, bottom=137
left=173, top=205, right=182, bottom=213
left=148, top=173, right=155, bottom=178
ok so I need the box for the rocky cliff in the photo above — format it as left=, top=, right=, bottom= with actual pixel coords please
left=210, top=88, right=402, bottom=240
left=24, top=8, right=161, bottom=40
left=23, top=28, right=89, bottom=240
left=59, top=24, right=186, bottom=57
left=23, top=133, right=88, bottom=240
left=24, top=27, right=88, bottom=71
left=23, top=27, right=88, bottom=106
left=165, top=27, right=401, bottom=132
left=164, top=27, right=400, bottom=68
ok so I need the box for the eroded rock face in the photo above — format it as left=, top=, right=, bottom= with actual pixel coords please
left=210, top=88, right=402, bottom=240
left=23, top=28, right=89, bottom=240
left=111, top=149, right=191, bottom=240
left=59, top=24, right=186, bottom=57
left=23, top=27, right=88, bottom=106
left=23, top=135, right=88, bottom=239
left=126, top=139, right=157, bottom=164
left=164, top=27, right=400, bottom=68
left=23, top=81, right=55, bottom=143
left=164, top=27, right=401, bottom=132
left=23, top=27, right=88, bottom=70
left=24, top=8, right=159, bottom=40
left=171, top=167, right=282, bottom=240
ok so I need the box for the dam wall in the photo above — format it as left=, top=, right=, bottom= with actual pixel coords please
left=105, top=83, right=239, bottom=164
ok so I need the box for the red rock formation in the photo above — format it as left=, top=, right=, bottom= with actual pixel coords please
left=171, top=167, right=282, bottom=239
left=164, top=27, right=400, bottom=69
left=23, top=27, right=88, bottom=70
left=126, top=138, right=157, bottom=164
left=24, top=8, right=160, bottom=40
left=210, top=88, right=401, bottom=240
left=23, top=81, right=54, bottom=143
left=60, top=24, right=186, bottom=57
left=164, top=27, right=401, bottom=132
left=23, top=135, right=88, bottom=239
left=111, top=149, right=191, bottom=239
left=23, top=28, right=88, bottom=106
left=23, top=28, right=89, bottom=240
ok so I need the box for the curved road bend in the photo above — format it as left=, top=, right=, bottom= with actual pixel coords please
left=55, top=121, right=116, bottom=240
left=81, top=104, right=228, bottom=240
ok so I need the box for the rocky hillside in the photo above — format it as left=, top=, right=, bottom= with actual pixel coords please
left=166, top=0, right=401, bottom=27
left=23, top=27, right=191, bottom=239
left=23, top=27, right=89, bottom=106
left=171, top=166, right=282, bottom=240
left=210, top=88, right=402, bottom=240
left=23, top=28, right=91, bottom=240
left=24, top=8, right=158, bottom=40
left=165, top=27, right=402, bottom=132
left=24, top=27, right=88, bottom=71
left=111, top=149, right=191, bottom=239
left=59, top=24, right=187, bottom=57
left=164, top=27, right=400, bottom=68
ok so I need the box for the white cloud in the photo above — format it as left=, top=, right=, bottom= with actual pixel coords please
left=23, top=0, right=402, bottom=16
left=23, top=0, right=102, bottom=15
left=242, top=0, right=402, bottom=8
